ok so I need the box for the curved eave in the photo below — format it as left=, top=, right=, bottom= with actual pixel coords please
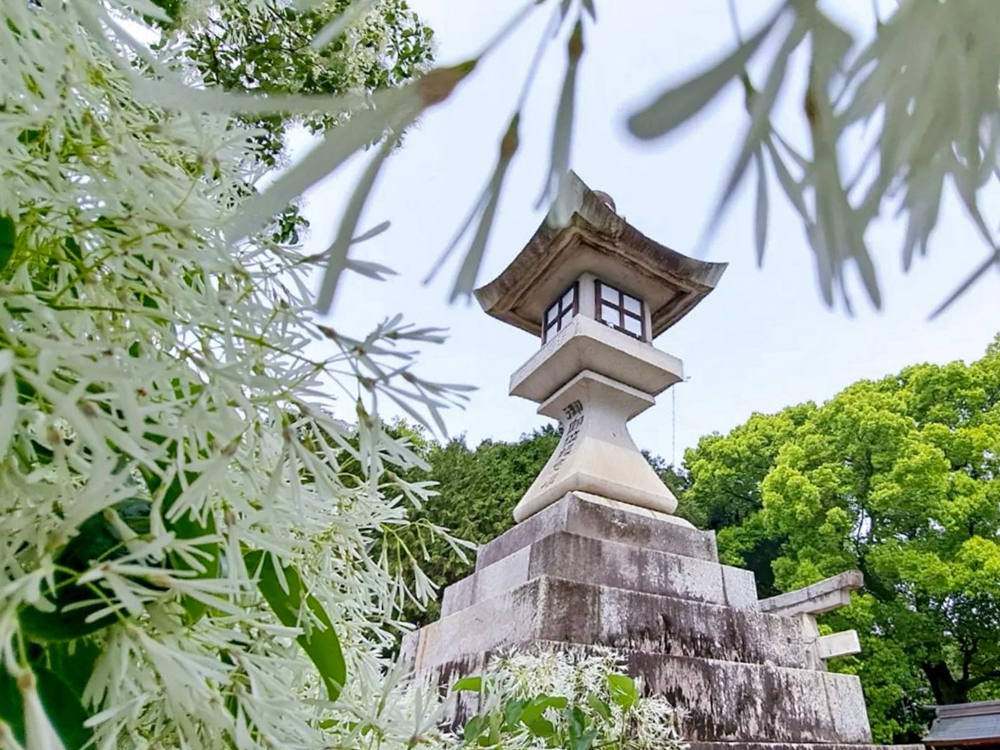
left=474, top=172, right=727, bottom=339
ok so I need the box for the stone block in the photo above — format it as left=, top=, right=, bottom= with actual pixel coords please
left=815, top=631, right=861, bottom=661
left=476, top=492, right=719, bottom=569
left=419, top=577, right=814, bottom=672
left=624, top=651, right=872, bottom=744
left=414, top=641, right=872, bottom=745
left=722, top=565, right=759, bottom=610
left=822, top=669, right=872, bottom=742
left=445, top=532, right=752, bottom=617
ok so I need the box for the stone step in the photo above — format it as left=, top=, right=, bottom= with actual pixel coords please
left=444, top=530, right=756, bottom=618
left=688, top=745, right=919, bottom=750
left=476, top=491, right=720, bottom=569
left=409, top=576, right=814, bottom=672
left=410, top=641, right=871, bottom=745
left=622, top=650, right=870, bottom=745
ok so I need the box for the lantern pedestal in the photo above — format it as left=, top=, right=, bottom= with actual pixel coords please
left=513, top=370, right=682, bottom=523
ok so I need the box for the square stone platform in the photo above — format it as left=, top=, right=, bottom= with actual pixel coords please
left=402, top=492, right=903, bottom=749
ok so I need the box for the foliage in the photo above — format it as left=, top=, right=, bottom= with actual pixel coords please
left=681, top=335, right=1000, bottom=741
left=155, top=0, right=433, bottom=244
left=453, top=650, right=685, bottom=750
left=0, top=1, right=465, bottom=749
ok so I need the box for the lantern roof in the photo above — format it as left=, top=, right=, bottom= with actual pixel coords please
left=474, top=172, right=727, bottom=339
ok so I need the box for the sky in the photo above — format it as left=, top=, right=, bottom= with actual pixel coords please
left=293, top=0, right=1000, bottom=466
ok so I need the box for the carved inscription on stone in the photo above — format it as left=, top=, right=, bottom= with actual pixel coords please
left=539, top=400, right=584, bottom=490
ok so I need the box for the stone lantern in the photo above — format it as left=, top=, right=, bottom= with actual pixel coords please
left=403, top=173, right=879, bottom=749
left=474, top=172, right=726, bottom=523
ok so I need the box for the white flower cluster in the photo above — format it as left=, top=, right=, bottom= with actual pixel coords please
left=473, top=649, right=687, bottom=750
left=0, top=1, right=464, bottom=749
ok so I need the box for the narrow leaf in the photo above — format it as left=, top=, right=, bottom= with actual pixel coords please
left=0, top=358, right=17, bottom=463
left=753, top=148, right=768, bottom=267
left=352, top=221, right=391, bottom=244
left=0, top=214, right=15, bottom=274
left=244, top=551, right=346, bottom=701
left=536, top=23, right=582, bottom=210
left=586, top=693, right=611, bottom=721
left=343, top=258, right=398, bottom=281
left=628, top=16, right=777, bottom=140
left=316, top=132, right=399, bottom=313
left=929, top=253, right=998, bottom=320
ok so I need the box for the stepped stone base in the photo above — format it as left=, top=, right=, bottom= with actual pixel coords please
left=404, top=493, right=886, bottom=747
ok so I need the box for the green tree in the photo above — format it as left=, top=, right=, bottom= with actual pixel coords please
left=155, top=0, right=433, bottom=243
left=681, top=335, right=1000, bottom=742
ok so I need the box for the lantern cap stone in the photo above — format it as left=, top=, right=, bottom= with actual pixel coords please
left=473, top=171, right=727, bottom=339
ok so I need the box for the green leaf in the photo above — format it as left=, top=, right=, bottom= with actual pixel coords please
left=519, top=694, right=566, bottom=738
left=0, top=663, right=24, bottom=745
left=586, top=693, right=611, bottom=721
left=607, top=673, right=638, bottom=710
left=0, top=215, right=14, bottom=274
left=463, top=715, right=485, bottom=744
left=502, top=698, right=526, bottom=729
left=19, top=499, right=152, bottom=641
left=39, top=639, right=102, bottom=698
left=486, top=711, right=502, bottom=746
left=451, top=675, right=482, bottom=693
left=0, top=663, right=94, bottom=749
left=522, top=716, right=555, bottom=739
left=244, top=550, right=346, bottom=701
left=573, top=727, right=599, bottom=750
left=36, top=667, right=95, bottom=749
left=141, top=464, right=221, bottom=625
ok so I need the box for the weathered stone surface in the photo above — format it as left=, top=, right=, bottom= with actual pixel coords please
left=410, top=641, right=872, bottom=745
left=624, top=651, right=872, bottom=744
left=721, top=564, right=759, bottom=610
left=476, top=492, right=719, bottom=569
left=513, top=371, right=681, bottom=520
left=759, top=571, right=863, bottom=616
left=415, top=577, right=815, bottom=672
left=509, top=316, right=683, bottom=402
left=686, top=747, right=892, bottom=750
left=445, top=532, right=751, bottom=617
left=815, top=631, right=861, bottom=661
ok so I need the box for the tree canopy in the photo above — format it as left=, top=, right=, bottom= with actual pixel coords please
left=682, top=334, right=1000, bottom=742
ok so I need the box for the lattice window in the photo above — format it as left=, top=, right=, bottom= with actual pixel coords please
left=595, top=280, right=645, bottom=341
left=542, top=283, right=579, bottom=343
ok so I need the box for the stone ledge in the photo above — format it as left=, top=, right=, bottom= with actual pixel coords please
left=445, top=531, right=754, bottom=617
left=476, top=491, right=720, bottom=570
left=759, top=572, right=863, bottom=617
left=410, top=576, right=820, bottom=673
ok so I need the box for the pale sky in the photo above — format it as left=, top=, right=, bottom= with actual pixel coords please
left=295, top=0, right=1000, bottom=465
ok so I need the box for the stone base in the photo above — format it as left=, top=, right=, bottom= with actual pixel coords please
left=404, top=493, right=879, bottom=746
